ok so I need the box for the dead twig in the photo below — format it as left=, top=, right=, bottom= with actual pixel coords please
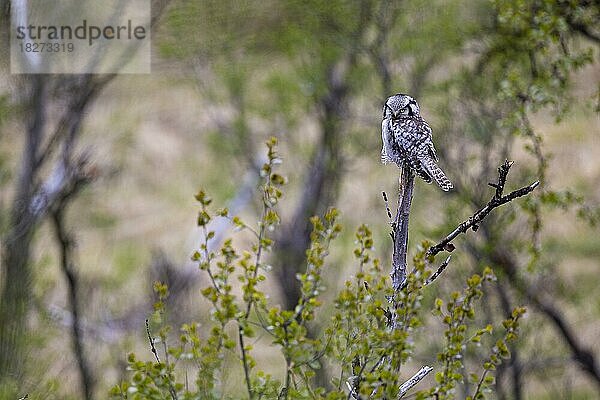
left=427, top=160, right=539, bottom=258
left=145, top=319, right=178, bottom=400
left=398, top=366, right=433, bottom=398
left=424, top=256, right=452, bottom=286
left=145, top=319, right=161, bottom=364
left=389, top=165, right=415, bottom=292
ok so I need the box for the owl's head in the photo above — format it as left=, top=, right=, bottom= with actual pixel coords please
left=383, top=93, right=420, bottom=119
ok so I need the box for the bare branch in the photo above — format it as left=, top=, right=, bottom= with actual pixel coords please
left=145, top=319, right=178, bottom=400
left=398, top=365, right=433, bottom=398
left=424, top=256, right=452, bottom=286
left=382, top=191, right=393, bottom=221
left=345, top=376, right=364, bottom=400
left=145, top=319, right=161, bottom=364
left=349, top=365, right=434, bottom=400
left=389, top=166, right=415, bottom=292
left=427, top=160, right=539, bottom=258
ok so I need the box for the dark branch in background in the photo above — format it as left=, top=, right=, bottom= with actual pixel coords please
left=274, top=1, right=374, bottom=311
left=273, top=6, right=376, bottom=392
left=461, top=204, right=600, bottom=392
left=51, top=206, right=94, bottom=400
left=275, top=57, right=350, bottom=312
left=567, top=21, right=600, bottom=43
left=486, top=246, right=600, bottom=388
left=0, top=76, right=48, bottom=380
left=367, top=1, right=401, bottom=98
left=47, top=138, right=97, bottom=399
left=532, top=297, right=600, bottom=386
left=494, top=282, right=523, bottom=400
left=564, top=5, right=600, bottom=45
left=427, top=160, right=539, bottom=258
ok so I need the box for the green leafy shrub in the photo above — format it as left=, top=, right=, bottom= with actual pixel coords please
left=111, top=138, right=525, bottom=399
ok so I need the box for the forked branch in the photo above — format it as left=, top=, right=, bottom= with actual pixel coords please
left=427, top=160, right=539, bottom=258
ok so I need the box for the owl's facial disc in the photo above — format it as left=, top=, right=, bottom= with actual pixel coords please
left=384, top=94, right=419, bottom=119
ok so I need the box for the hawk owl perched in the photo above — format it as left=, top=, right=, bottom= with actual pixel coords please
left=381, top=93, right=453, bottom=191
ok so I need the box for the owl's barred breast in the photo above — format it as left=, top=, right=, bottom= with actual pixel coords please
left=393, top=118, right=431, bottom=158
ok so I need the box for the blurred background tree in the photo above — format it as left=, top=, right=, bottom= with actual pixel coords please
left=0, top=0, right=598, bottom=398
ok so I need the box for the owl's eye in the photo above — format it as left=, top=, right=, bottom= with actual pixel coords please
left=384, top=103, right=395, bottom=118
left=399, top=107, right=409, bottom=115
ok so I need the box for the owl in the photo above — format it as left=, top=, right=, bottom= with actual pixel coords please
left=381, top=94, right=453, bottom=191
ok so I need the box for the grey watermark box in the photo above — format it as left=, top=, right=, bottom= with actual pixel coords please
left=10, top=0, right=151, bottom=74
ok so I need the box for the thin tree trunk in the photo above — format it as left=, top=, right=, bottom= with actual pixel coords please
left=0, top=76, right=46, bottom=382
left=275, top=61, right=348, bottom=311
left=51, top=209, right=95, bottom=400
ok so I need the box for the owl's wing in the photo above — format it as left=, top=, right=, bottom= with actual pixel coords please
left=381, top=119, right=394, bottom=164
left=381, top=149, right=391, bottom=164
left=422, top=122, right=438, bottom=162
left=427, top=141, right=438, bottom=162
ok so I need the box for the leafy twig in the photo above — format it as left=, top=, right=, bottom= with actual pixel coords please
left=238, top=138, right=282, bottom=399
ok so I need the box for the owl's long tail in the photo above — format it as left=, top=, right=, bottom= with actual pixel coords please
left=421, top=156, right=453, bottom=192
